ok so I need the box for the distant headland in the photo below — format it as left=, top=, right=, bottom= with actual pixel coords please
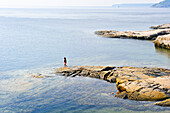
left=112, top=3, right=154, bottom=8
left=112, top=0, right=170, bottom=8
left=152, top=0, right=170, bottom=8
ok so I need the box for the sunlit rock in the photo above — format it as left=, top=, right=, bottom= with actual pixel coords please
left=154, top=99, right=170, bottom=107
left=150, top=23, right=170, bottom=29
left=154, top=34, right=170, bottom=49
left=95, top=29, right=170, bottom=40
left=56, top=65, right=170, bottom=104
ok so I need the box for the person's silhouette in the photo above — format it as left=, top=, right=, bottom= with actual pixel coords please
left=64, top=57, right=67, bottom=67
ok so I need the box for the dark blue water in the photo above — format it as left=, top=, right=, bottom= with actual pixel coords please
left=0, top=7, right=170, bottom=112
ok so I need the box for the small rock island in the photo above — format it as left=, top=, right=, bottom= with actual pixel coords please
left=95, top=23, right=170, bottom=50
left=56, top=66, right=170, bottom=107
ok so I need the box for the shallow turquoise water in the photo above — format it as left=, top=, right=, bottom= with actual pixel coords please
left=0, top=7, right=170, bottom=112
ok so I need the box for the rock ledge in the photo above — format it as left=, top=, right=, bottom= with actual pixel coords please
left=150, top=23, right=170, bottom=29
left=56, top=66, right=170, bottom=107
left=95, top=29, right=170, bottom=40
left=95, top=23, right=170, bottom=49
left=154, top=34, right=170, bottom=49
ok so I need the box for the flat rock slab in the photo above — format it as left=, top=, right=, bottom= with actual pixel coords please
left=56, top=66, right=116, bottom=79
left=150, top=23, right=170, bottom=29
left=95, top=29, right=170, bottom=40
left=56, top=66, right=170, bottom=106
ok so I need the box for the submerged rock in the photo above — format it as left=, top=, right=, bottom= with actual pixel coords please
left=95, top=29, right=170, bottom=40
left=150, top=23, right=170, bottom=29
left=154, top=34, right=170, bottom=50
left=56, top=66, right=170, bottom=106
left=29, top=73, right=46, bottom=78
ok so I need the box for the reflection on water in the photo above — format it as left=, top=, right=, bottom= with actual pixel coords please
left=155, top=47, right=170, bottom=58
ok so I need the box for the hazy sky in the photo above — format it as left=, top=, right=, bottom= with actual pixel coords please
left=0, top=0, right=164, bottom=8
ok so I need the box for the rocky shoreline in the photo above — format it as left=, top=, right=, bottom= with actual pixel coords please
left=95, top=23, right=170, bottom=50
left=55, top=66, right=170, bottom=107
left=150, top=23, right=170, bottom=29
left=95, top=29, right=170, bottom=40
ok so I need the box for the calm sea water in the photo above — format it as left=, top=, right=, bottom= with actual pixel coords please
left=0, top=7, right=170, bottom=112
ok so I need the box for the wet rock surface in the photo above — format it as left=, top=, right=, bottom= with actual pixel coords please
left=154, top=34, right=170, bottom=50
left=56, top=66, right=170, bottom=107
